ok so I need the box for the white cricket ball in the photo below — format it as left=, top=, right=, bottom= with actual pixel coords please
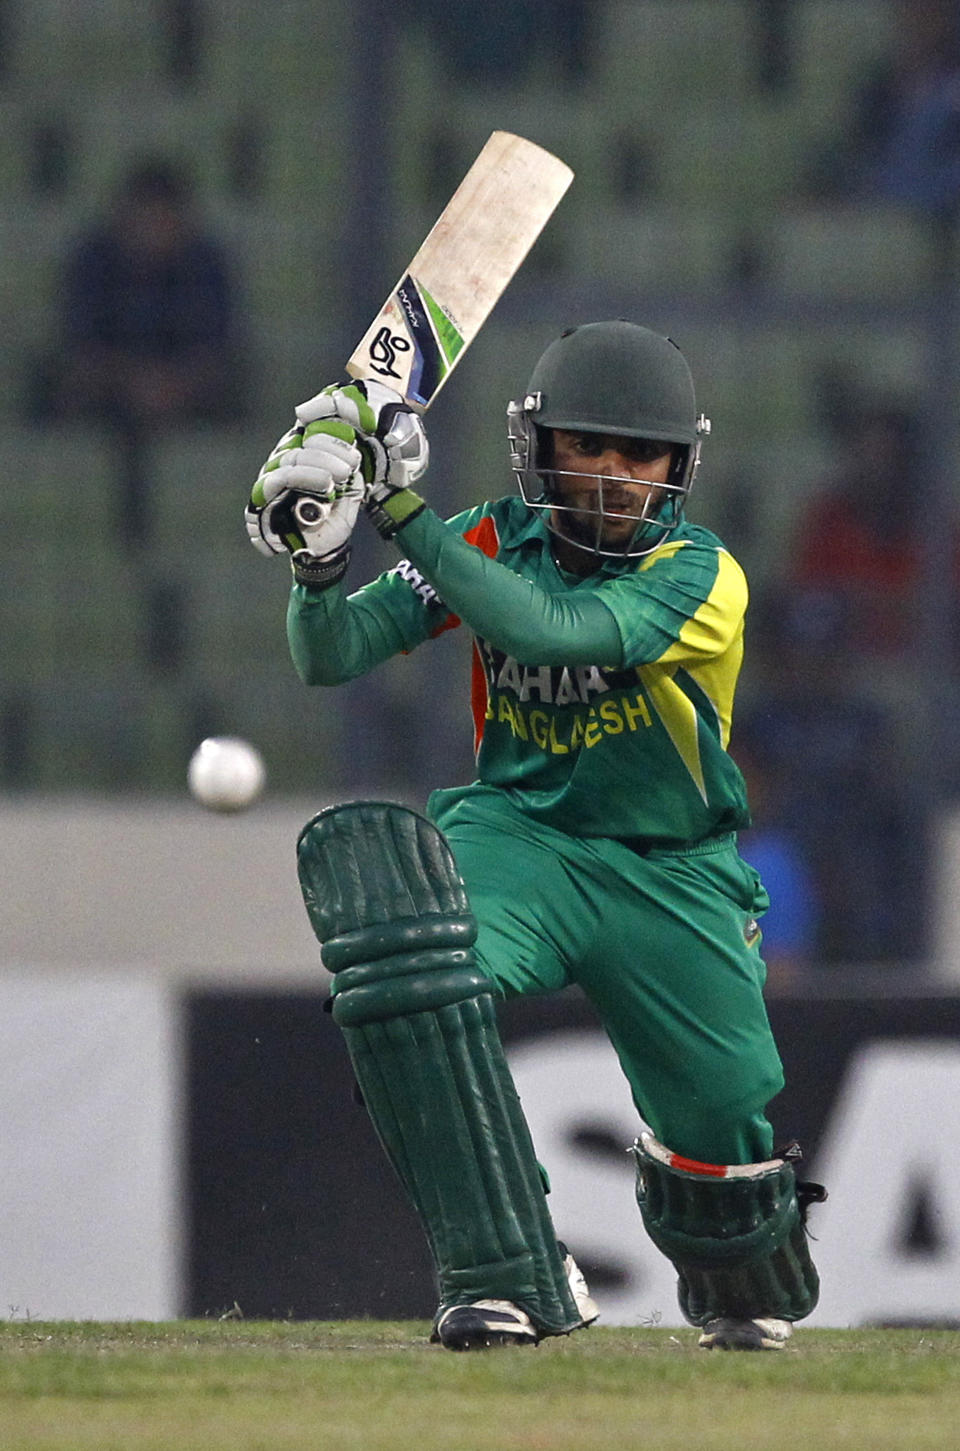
left=188, top=736, right=266, bottom=812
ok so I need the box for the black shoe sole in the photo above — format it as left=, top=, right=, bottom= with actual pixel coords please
left=435, top=1307, right=538, bottom=1351
left=441, top=1329, right=538, bottom=1351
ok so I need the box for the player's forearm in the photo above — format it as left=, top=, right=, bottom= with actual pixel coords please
left=393, top=502, right=624, bottom=666
left=287, top=580, right=410, bottom=685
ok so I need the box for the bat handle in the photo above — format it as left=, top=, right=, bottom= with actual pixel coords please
left=293, top=496, right=326, bottom=526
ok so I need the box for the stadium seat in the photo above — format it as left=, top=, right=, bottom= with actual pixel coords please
left=199, top=1, right=352, bottom=108
left=6, top=423, right=117, bottom=540
left=565, top=204, right=739, bottom=291
left=0, top=98, right=28, bottom=196
left=762, top=321, right=929, bottom=421
left=1, top=202, right=80, bottom=412
left=147, top=426, right=264, bottom=560
left=791, top=0, right=896, bottom=125
left=19, top=671, right=182, bottom=790
left=767, top=205, right=939, bottom=300
left=0, top=548, right=142, bottom=688
left=3, top=0, right=161, bottom=96
left=595, top=0, right=755, bottom=114
left=64, top=91, right=244, bottom=205
left=174, top=552, right=295, bottom=677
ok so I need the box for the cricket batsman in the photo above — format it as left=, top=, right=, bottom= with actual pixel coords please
left=245, top=320, right=824, bottom=1351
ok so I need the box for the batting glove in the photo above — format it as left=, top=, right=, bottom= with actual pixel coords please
left=297, top=381, right=429, bottom=538
left=245, top=420, right=364, bottom=587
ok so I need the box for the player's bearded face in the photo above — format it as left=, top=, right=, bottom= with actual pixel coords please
left=546, top=430, right=674, bottom=552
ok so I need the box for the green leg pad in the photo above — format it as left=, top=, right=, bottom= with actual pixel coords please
left=633, top=1132, right=820, bottom=1325
left=297, top=801, right=581, bottom=1335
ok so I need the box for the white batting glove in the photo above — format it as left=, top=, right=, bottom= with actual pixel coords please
left=245, top=420, right=364, bottom=587
left=297, top=380, right=429, bottom=538
left=287, top=486, right=364, bottom=588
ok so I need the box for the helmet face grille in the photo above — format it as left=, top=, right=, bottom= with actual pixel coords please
left=529, top=468, right=686, bottom=556
left=507, top=394, right=707, bottom=560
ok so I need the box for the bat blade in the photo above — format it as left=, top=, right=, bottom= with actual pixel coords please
left=346, top=131, right=573, bottom=411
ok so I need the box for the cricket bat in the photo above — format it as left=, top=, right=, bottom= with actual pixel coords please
left=345, top=131, right=574, bottom=412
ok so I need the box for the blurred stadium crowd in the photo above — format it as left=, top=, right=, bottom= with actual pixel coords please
left=3, top=0, right=960, bottom=971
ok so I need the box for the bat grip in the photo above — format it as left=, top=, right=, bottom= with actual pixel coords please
left=293, top=496, right=326, bottom=526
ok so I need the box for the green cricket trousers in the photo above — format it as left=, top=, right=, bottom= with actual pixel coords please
left=429, top=786, right=784, bottom=1166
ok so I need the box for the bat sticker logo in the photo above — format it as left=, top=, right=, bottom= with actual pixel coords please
left=368, top=326, right=411, bottom=379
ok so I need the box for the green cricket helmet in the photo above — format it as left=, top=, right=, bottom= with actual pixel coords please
left=506, top=321, right=711, bottom=557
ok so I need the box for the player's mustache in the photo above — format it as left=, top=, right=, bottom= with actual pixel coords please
left=540, top=471, right=643, bottom=514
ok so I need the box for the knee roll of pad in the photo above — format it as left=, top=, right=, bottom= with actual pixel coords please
left=298, top=799, right=489, bottom=1025
left=296, top=800, right=582, bottom=1336
left=633, top=1130, right=823, bottom=1325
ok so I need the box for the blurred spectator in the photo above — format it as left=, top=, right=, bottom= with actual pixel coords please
left=29, top=157, right=247, bottom=543
left=789, top=397, right=939, bottom=657
left=739, top=589, right=921, bottom=965
left=805, top=0, right=960, bottom=216
left=412, top=0, right=593, bottom=89
left=734, top=729, right=821, bottom=987
left=35, top=157, right=244, bottom=427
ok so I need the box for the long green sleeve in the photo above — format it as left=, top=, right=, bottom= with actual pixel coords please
left=393, top=507, right=625, bottom=667
left=287, top=576, right=420, bottom=685
left=287, top=503, right=626, bottom=684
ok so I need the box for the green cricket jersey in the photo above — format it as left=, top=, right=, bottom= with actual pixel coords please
left=288, top=495, right=751, bottom=844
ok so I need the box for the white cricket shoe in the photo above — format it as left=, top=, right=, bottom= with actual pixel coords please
left=435, top=1299, right=539, bottom=1350
left=561, top=1246, right=600, bottom=1326
left=434, top=1249, right=599, bottom=1350
left=698, top=1316, right=793, bottom=1350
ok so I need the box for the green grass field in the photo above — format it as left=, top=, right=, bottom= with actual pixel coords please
left=1, top=1321, right=957, bottom=1451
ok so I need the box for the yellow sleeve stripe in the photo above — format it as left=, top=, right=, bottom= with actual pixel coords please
left=633, top=549, right=748, bottom=798
left=654, top=548, right=748, bottom=666
left=638, top=665, right=709, bottom=803
left=637, top=539, right=689, bottom=573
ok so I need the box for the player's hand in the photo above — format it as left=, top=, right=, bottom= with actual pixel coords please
left=245, top=420, right=364, bottom=587
left=297, top=381, right=429, bottom=537
left=286, top=485, right=364, bottom=587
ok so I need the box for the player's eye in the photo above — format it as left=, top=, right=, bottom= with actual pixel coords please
left=571, top=434, right=604, bottom=457
left=622, top=438, right=671, bottom=465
